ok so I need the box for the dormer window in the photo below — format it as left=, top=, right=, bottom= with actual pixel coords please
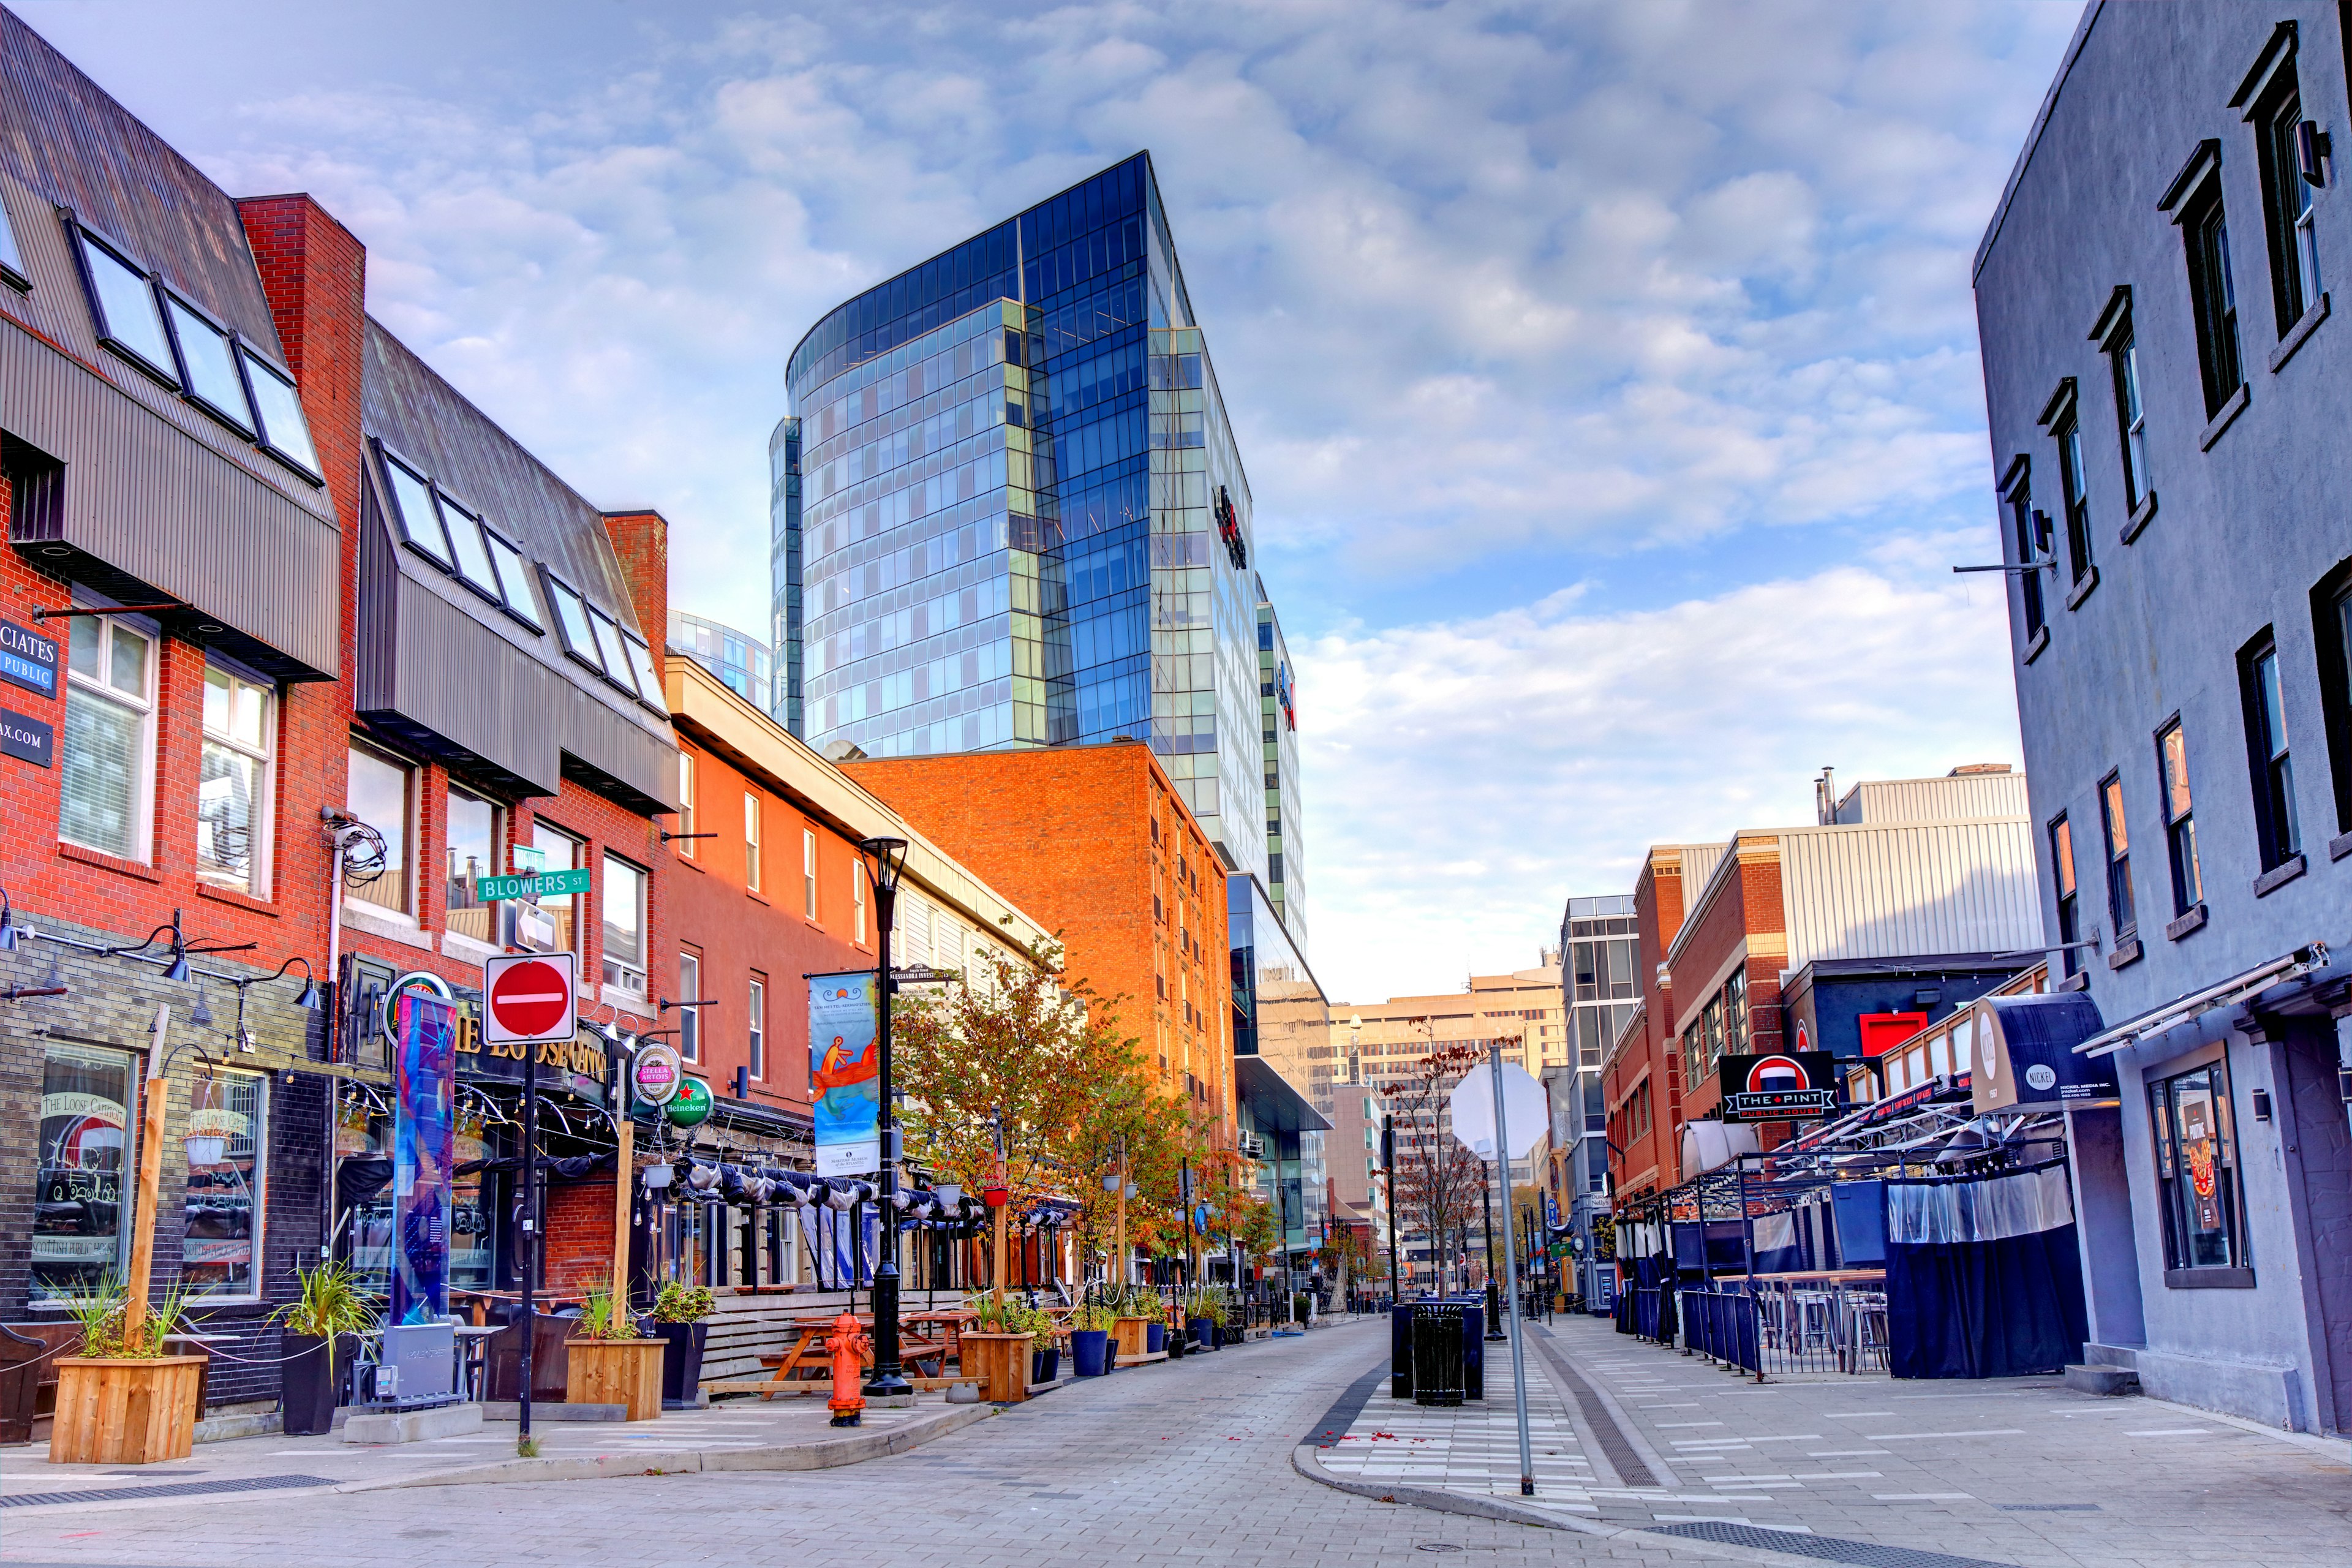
left=77, top=227, right=175, bottom=383
left=481, top=526, right=541, bottom=629
left=546, top=573, right=601, bottom=674
left=161, top=292, right=251, bottom=434
left=437, top=491, right=503, bottom=603
left=240, top=352, right=318, bottom=478
left=381, top=450, right=454, bottom=568
left=586, top=605, right=636, bottom=696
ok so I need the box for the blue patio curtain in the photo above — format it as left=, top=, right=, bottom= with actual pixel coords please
left=1884, top=1162, right=2088, bottom=1379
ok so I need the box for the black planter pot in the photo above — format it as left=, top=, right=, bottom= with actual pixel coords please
left=1029, top=1345, right=1060, bottom=1384
left=279, top=1332, right=356, bottom=1436
left=654, top=1321, right=709, bottom=1409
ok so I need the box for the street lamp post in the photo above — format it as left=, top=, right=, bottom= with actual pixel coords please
left=857, top=835, right=913, bottom=1403
left=1381, top=1114, right=1401, bottom=1305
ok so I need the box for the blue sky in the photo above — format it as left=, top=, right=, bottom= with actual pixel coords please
left=23, top=0, right=2085, bottom=1004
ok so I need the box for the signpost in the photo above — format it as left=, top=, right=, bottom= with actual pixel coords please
left=1452, top=1052, right=1547, bottom=1498
left=483, top=951, right=576, bottom=1453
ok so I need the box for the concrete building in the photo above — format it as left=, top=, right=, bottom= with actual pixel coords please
left=1974, top=1, right=2352, bottom=1433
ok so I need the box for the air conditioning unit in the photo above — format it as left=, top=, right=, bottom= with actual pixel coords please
left=1237, top=1133, right=1265, bottom=1158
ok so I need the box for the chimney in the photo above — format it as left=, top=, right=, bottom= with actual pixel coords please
left=602, top=509, right=671, bottom=684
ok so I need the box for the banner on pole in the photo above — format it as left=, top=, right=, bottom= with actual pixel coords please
left=808, top=971, right=881, bottom=1176
left=391, top=993, right=456, bottom=1326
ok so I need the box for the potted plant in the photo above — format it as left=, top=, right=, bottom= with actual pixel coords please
left=564, top=1276, right=663, bottom=1420
left=271, top=1260, right=375, bottom=1436
left=1068, top=1302, right=1117, bottom=1378
left=50, top=1277, right=206, bottom=1465
left=1022, top=1303, right=1059, bottom=1385
left=648, top=1280, right=714, bottom=1411
left=1137, top=1285, right=1168, bottom=1355
left=959, top=1293, right=1035, bottom=1403
left=1109, top=1285, right=1156, bottom=1365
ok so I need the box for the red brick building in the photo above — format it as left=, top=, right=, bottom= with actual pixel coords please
left=843, top=740, right=1234, bottom=1131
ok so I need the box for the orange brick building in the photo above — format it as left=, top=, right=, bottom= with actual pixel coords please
left=842, top=740, right=1234, bottom=1131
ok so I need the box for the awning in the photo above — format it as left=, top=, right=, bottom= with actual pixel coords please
left=1235, top=1055, right=1330, bottom=1133
left=2073, top=943, right=2330, bottom=1058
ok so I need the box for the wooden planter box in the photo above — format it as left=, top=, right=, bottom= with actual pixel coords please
left=49, top=1356, right=206, bottom=1465
left=957, top=1333, right=1032, bottom=1403
left=564, top=1339, right=665, bottom=1421
left=1111, top=1317, right=1152, bottom=1361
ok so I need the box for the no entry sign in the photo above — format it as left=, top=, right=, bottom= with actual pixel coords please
left=483, top=951, right=578, bottom=1044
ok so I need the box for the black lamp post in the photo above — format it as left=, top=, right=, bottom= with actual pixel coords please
left=856, top=835, right=913, bottom=1401
left=1380, top=1114, right=1401, bottom=1306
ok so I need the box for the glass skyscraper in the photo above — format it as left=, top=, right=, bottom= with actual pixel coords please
left=1257, top=581, right=1306, bottom=948
left=781, top=152, right=1277, bottom=892
left=668, top=611, right=775, bottom=715
left=767, top=415, right=805, bottom=734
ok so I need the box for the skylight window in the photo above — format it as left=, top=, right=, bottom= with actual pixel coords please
left=586, top=606, right=636, bottom=696
left=0, top=194, right=26, bottom=287
left=240, top=352, right=319, bottom=478
left=78, top=230, right=175, bottom=380
left=437, top=492, right=503, bottom=602
left=622, top=633, right=664, bottom=709
left=162, top=293, right=252, bottom=433
left=546, top=575, right=601, bottom=673
left=482, top=527, right=541, bottom=628
left=381, top=451, right=454, bottom=568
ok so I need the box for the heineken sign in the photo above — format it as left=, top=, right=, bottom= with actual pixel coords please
left=477, top=868, right=593, bottom=902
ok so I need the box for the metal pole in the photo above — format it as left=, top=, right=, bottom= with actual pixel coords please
left=865, top=872, right=910, bottom=1400
left=518, top=1023, right=539, bottom=1450
left=1489, top=1040, right=1535, bottom=1496
left=1382, top=1115, right=1401, bottom=1304
left=1482, top=1155, right=1504, bottom=1338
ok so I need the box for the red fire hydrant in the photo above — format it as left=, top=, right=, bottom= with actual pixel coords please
left=826, top=1311, right=870, bottom=1428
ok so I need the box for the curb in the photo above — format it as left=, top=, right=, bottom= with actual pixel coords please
left=337, top=1401, right=995, bottom=1491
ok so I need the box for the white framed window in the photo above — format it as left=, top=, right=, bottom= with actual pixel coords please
left=61, top=616, right=157, bottom=862
left=802, top=828, right=818, bottom=920
left=345, top=741, right=415, bottom=917
left=196, top=663, right=275, bottom=896
left=748, top=976, right=766, bottom=1079
left=853, top=862, right=867, bottom=945
left=678, top=951, right=702, bottom=1061
left=744, top=793, right=761, bottom=893
left=183, top=1063, right=266, bottom=1300
left=602, top=852, right=649, bottom=997
left=676, top=752, right=697, bottom=859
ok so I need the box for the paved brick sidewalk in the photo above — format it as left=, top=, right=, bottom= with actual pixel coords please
left=1311, top=1308, right=2352, bottom=1567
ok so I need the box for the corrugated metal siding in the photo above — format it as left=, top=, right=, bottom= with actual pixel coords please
left=1677, top=841, right=1727, bottom=894
left=0, top=11, right=284, bottom=349
left=1833, top=773, right=2030, bottom=825
left=386, top=574, right=567, bottom=795
left=1779, top=819, right=2043, bottom=969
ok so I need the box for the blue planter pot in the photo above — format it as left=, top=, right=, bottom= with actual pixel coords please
left=1071, top=1329, right=1111, bottom=1378
left=1145, top=1322, right=1166, bottom=1354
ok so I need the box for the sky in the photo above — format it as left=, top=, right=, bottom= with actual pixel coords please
left=21, top=0, right=2086, bottom=1006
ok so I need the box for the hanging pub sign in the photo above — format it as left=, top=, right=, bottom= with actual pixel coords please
left=1972, top=992, right=2116, bottom=1112
left=666, top=1075, right=712, bottom=1128
left=1718, top=1050, right=1838, bottom=1122
left=808, top=971, right=881, bottom=1177
left=632, top=1042, right=683, bottom=1107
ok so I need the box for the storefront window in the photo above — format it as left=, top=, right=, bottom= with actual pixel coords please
left=339, top=1100, right=394, bottom=1292
left=2151, top=1060, right=2245, bottom=1272
left=450, top=1104, right=497, bottom=1292
left=34, top=1044, right=134, bottom=1302
left=183, top=1065, right=266, bottom=1298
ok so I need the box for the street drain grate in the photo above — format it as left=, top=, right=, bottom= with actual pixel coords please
left=1996, top=1503, right=2099, bottom=1512
left=1645, top=1521, right=2016, bottom=1568
left=1, top=1474, right=340, bottom=1510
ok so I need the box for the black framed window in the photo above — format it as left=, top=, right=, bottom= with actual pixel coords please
left=2002, top=458, right=2045, bottom=638
left=435, top=491, right=503, bottom=603
left=480, top=526, right=543, bottom=629
left=2252, top=62, right=2321, bottom=334
left=544, top=571, right=604, bottom=676
left=74, top=226, right=176, bottom=383
left=2055, top=404, right=2093, bottom=584
left=379, top=448, right=454, bottom=568
left=2182, top=186, right=2244, bottom=416
left=2098, top=771, right=2136, bottom=937
left=0, top=191, right=25, bottom=287
left=2157, top=720, right=2203, bottom=915
left=2239, top=631, right=2301, bottom=869
left=2149, top=1059, right=2247, bottom=1273
left=2048, top=813, right=2081, bottom=979
left=160, top=291, right=252, bottom=434
left=2092, top=289, right=2152, bottom=513
left=235, top=350, right=319, bottom=480
left=2310, top=564, right=2352, bottom=836
left=621, top=632, right=665, bottom=712
left=585, top=605, right=638, bottom=698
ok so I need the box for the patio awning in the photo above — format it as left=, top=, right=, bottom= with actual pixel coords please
left=2073, top=943, right=2330, bottom=1058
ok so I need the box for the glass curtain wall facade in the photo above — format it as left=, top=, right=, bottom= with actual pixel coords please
left=668, top=611, right=774, bottom=715
left=1229, top=874, right=1332, bottom=1117
left=767, top=416, right=805, bottom=734
left=1561, top=894, right=1639, bottom=1311
left=783, top=153, right=1272, bottom=889
left=1257, top=583, right=1306, bottom=949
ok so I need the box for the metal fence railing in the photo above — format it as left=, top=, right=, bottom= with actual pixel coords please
left=1680, top=1288, right=1760, bottom=1376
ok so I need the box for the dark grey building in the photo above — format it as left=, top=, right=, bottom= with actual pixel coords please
left=1975, top=2, right=2352, bottom=1431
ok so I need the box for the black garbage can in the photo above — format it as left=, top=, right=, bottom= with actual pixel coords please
left=1411, top=1303, right=1466, bottom=1408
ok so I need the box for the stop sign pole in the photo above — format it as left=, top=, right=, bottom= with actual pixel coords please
left=484, top=952, right=578, bottom=1452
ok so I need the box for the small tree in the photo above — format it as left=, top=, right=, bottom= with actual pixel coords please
left=1379, top=1036, right=1487, bottom=1294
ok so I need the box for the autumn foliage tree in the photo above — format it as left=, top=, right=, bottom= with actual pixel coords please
left=1379, top=1038, right=1488, bottom=1294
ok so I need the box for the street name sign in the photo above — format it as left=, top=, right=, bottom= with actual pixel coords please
left=476, top=868, right=592, bottom=902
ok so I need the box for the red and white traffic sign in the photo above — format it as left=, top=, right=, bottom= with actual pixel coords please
left=483, top=951, right=578, bottom=1044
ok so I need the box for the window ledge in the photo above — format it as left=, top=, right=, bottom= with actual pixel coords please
left=2108, top=935, right=2145, bottom=970
left=745, top=888, right=772, bottom=907
left=2120, top=491, right=2158, bottom=545
left=2022, top=624, right=2051, bottom=666
left=2331, top=829, right=2352, bottom=863
left=2252, top=855, right=2307, bottom=898
left=341, top=903, right=434, bottom=952
left=2164, top=1266, right=2255, bottom=1290
left=2198, top=384, right=2250, bottom=450
left=58, top=842, right=159, bottom=883
left=2057, top=970, right=2091, bottom=992
left=600, top=984, right=648, bottom=1014
left=2065, top=566, right=2100, bottom=611
left=2164, top=904, right=2209, bottom=941
left=197, top=881, right=278, bottom=918
left=2267, top=292, right=2329, bottom=374
left=443, top=930, right=502, bottom=965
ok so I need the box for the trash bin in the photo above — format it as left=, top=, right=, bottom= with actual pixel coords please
left=1412, top=1303, right=1466, bottom=1408
left=1391, top=1303, right=1415, bottom=1400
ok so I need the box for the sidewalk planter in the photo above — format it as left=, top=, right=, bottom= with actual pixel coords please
left=1028, top=1345, right=1060, bottom=1385
left=564, top=1338, right=664, bottom=1420
left=1188, top=1316, right=1213, bottom=1349
left=957, top=1332, right=1031, bottom=1403
left=1070, top=1329, right=1112, bottom=1378
left=653, top=1321, right=709, bottom=1410
left=49, top=1355, right=206, bottom=1464
left=1111, top=1316, right=1151, bottom=1363
left=279, top=1333, right=359, bottom=1438
left=1145, top=1322, right=1166, bottom=1354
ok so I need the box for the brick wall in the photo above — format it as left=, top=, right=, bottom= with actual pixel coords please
left=602, top=510, right=669, bottom=650
left=543, top=1178, right=619, bottom=1296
